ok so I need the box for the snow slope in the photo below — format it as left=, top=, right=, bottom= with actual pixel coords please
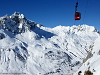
left=74, top=37, right=100, bottom=75
left=0, top=12, right=100, bottom=75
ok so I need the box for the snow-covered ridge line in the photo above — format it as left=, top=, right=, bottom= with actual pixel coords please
left=0, top=12, right=100, bottom=75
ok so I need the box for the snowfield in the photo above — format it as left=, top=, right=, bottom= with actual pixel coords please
left=0, top=12, right=100, bottom=75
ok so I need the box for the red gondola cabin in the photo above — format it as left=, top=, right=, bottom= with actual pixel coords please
left=74, top=12, right=81, bottom=20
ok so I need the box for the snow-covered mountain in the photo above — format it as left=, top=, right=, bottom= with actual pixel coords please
left=74, top=37, right=100, bottom=75
left=0, top=12, right=100, bottom=75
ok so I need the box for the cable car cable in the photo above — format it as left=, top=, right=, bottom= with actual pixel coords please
left=83, top=0, right=90, bottom=24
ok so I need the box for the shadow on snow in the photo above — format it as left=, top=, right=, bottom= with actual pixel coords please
left=33, top=26, right=56, bottom=39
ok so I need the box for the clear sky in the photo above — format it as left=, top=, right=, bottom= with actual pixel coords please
left=0, top=0, right=100, bottom=31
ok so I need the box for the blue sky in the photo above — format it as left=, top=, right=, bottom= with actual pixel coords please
left=0, top=0, right=100, bottom=31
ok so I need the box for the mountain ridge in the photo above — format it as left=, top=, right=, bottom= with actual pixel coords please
left=0, top=12, right=100, bottom=75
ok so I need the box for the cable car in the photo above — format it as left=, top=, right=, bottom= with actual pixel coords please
left=74, top=2, right=81, bottom=20
left=74, top=12, right=81, bottom=20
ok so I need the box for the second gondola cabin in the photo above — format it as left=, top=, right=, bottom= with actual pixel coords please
left=74, top=12, right=81, bottom=20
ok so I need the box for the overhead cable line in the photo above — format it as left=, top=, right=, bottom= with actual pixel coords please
left=83, top=0, right=91, bottom=24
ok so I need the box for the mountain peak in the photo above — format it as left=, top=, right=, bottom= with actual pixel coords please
left=12, top=12, right=25, bottom=19
left=0, top=12, right=36, bottom=34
